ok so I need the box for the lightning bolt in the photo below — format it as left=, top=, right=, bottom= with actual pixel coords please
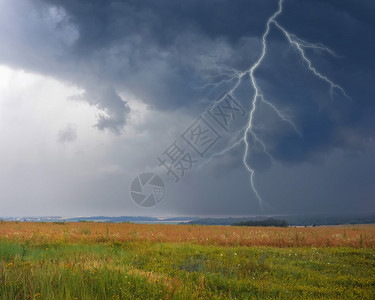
left=272, top=22, right=351, bottom=100
left=201, top=0, right=350, bottom=211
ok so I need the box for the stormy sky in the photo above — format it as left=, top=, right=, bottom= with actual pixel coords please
left=0, top=0, right=374, bottom=217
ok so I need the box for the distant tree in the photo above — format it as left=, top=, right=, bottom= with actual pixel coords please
left=232, top=218, right=288, bottom=227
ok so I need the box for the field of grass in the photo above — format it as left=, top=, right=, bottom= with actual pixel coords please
left=0, top=221, right=374, bottom=299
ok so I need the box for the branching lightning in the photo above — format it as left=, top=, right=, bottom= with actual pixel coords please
left=203, top=0, right=350, bottom=210
left=273, top=22, right=351, bottom=100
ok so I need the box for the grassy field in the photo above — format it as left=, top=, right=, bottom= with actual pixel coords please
left=0, top=222, right=374, bottom=299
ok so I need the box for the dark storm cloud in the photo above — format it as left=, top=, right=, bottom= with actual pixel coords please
left=0, top=0, right=278, bottom=133
left=247, top=0, right=375, bottom=167
left=39, top=0, right=278, bottom=112
left=0, top=0, right=374, bottom=163
left=39, top=0, right=275, bottom=47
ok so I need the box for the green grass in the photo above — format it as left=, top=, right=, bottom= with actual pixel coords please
left=1, top=240, right=374, bottom=299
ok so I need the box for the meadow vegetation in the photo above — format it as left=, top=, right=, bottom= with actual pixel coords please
left=0, top=222, right=374, bottom=299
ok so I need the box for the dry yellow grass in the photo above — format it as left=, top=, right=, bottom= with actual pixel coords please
left=0, top=221, right=374, bottom=247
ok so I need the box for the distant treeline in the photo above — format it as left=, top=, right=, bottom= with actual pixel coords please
left=232, top=218, right=288, bottom=227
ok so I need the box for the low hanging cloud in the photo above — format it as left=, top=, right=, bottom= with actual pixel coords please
left=70, top=86, right=130, bottom=134
left=58, top=123, right=77, bottom=143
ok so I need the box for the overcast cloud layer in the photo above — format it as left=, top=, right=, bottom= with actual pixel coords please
left=0, top=0, right=374, bottom=217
